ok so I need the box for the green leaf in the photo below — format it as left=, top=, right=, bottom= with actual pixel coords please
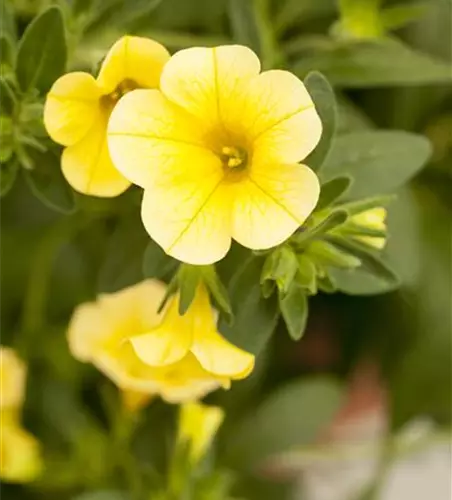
left=304, top=71, right=337, bottom=172
left=279, top=284, right=308, bottom=340
left=329, top=236, right=400, bottom=290
left=219, top=257, right=279, bottom=354
left=316, top=176, right=352, bottom=211
left=201, top=265, right=233, bottom=320
left=292, top=39, right=452, bottom=87
left=228, top=0, right=260, bottom=52
left=178, top=265, right=202, bottom=315
left=316, top=271, right=337, bottom=293
left=296, top=254, right=317, bottom=294
left=329, top=265, right=399, bottom=295
left=0, top=159, right=18, bottom=196
left=98, top=216, right=148, bottom=294
left=306, top=240, right=361, bottom=268
left=0, top=0, right=17, bottom=42
left=16, top=7, right=67, bottom=94
left=0, top=77, right=16, bottom=115
left=321, top=131, right=432, bottom=199
left=275, top=0, right=335, bottom=33
left=381, top=3, right=427, bottom=30
left=338, top=195, right=395, bottom=216
left=0, top=116, right=13, bottom=162
left=295, top=209, right=349, bottom=245
left=142, top=239, right=178, bottom=280
left=23, top=148, right=76, bottom=214
left=0, top=35, right=16, bottom=69
left=225, top=377, right=344, bottom=468
left=261, top=246, right=298, bottom=296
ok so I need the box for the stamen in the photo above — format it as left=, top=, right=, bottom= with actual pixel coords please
left=220, top=145, right=248, bottom=170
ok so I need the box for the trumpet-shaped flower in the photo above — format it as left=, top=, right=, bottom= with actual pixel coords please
left=68, top=280, right=254, bottom=403
left=351, top=208, right=387, bottom=249
left=108, top=45, right=322, bottom=264
left=0, top=347, right=26, bottom=409
left=44, top=36, right=170, bottom=197
left=178, top=402, right=224, bottom=464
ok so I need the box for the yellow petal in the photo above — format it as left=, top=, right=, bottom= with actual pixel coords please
left=247, top=70, right=322, bottom=164
left=97, top=36, right=170, bottom=93
left=232, top=163, right=320, bottom=249
left=44, top=72, right=102, bottom=146
left=179, top=402, right=224, bottom=463
left=160, top=45, right=260, bottom=127
left=62, top=110, right=131, bottom=197
left=1, top=417, right=42, bottom=483
left=141, top=178, right=231, bottom=265
left=0, top=348, right=26, bottom=410
left=121, top=390, right=154, bottom=413
left=108, top=89, right=214, bottom=188
left=67, top=301, right=112, bottom=362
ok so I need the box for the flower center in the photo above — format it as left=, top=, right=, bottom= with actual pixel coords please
left=220, top=146, right=248, bottom=171
left=101, top=79, right=138, bottom=109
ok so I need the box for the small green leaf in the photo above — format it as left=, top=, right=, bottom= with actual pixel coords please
left=201, top=265, right=233, bottom=320
left=295, top=209, right=349, bottom=245
left=306, top=240, right=361, bottom=268
left=142, top=239, right=178, bottom=280
left=296, top=254, right=317, bottom=294
left=292, top=39, right=452, bottom=87
left=98, top=216, right=148, bottom=294
left=304, top=71, right=337, bottom=172
left=381, top=3, right=427, bottom=30
left=329, top=265, right=399, bottom=295
left=316, top=271, right=337, bottom=293
left=316, top=176, right=352, bottom=211
left=0, top=0, right=17, bottom=42
left=16, top=7, right=67, bottom=94
left=0, top=35, right=15, bottom=69
left=178, top=265, right=202, bottom=315
left=228, top=0, right=260, bottom=52
left=23, top=148, right=76, bottom=213
left=0, top=159, right=18, bottom=196
left=279, top=284, right=308, bottom=341
left=338, top=195, right=395, bottom=216
left=321, top=131, right=432, bottom=199
left=219, top=257, right=279, bottom=354
left=0, top=77, right=16, bottom=115
left=261, top=246, right=298, bottom=296
left=329, top=235, right=399, bottom=288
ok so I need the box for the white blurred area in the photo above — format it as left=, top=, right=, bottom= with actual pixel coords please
left=266, top=362, right=452, bottom=500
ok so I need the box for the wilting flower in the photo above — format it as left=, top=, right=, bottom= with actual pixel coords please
left=351, top=208, right=387, bottom=249
left=178, top=402, right=224, bottom=464
left=44, top=36, right=170, bottom=197
left=0, top=347, right=42, bottom=483
left=68, top=280, right=254, bottom=403
left=108, top=45, right=322, bottom=264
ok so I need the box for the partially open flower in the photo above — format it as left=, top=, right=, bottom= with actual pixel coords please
left=68, top=280, right=254, bottom=403
left=44, top=36, right=170, bottom=197
left=178, top=402, right=224, bottom=464
left=108, top=45, right=322, bottom=264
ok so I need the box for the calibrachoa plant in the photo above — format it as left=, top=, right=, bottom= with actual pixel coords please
left=1, top=1, right=444, bottom=499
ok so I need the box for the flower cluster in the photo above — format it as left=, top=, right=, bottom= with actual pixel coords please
left=68, top=280, right=254, bottom=403
left=0, top=347, right=42, bottom=483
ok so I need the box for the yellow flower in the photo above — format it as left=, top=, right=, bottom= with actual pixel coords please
left=0, top=347, right=26, bottom=409
left=1, top=410, right=42, bottom=483
left=68, top=280, right=254, bottom=403
left=108, top=45, right=322, bottom=264
left=178, top=402, right=224, bottom=464
left=352, top=208, right=387, bottom=249
left=121, top=390, right=153, bottom=413
left=44, top=36, right=170, bottom=197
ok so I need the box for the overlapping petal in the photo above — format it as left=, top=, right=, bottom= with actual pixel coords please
left=97, top=36, right=170, bottom=93
left=62, top=110, right=130, bottom=197
left=44, top=72, right=102, bottom=147
left=160, top=45, right=261, bottom=128
left=245, top=70, right=322, bottom=164
left=231, top=163, right=320, bottom=249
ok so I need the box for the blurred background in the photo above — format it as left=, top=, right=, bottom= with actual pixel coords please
left=1, top=0, right=451, bottom=499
